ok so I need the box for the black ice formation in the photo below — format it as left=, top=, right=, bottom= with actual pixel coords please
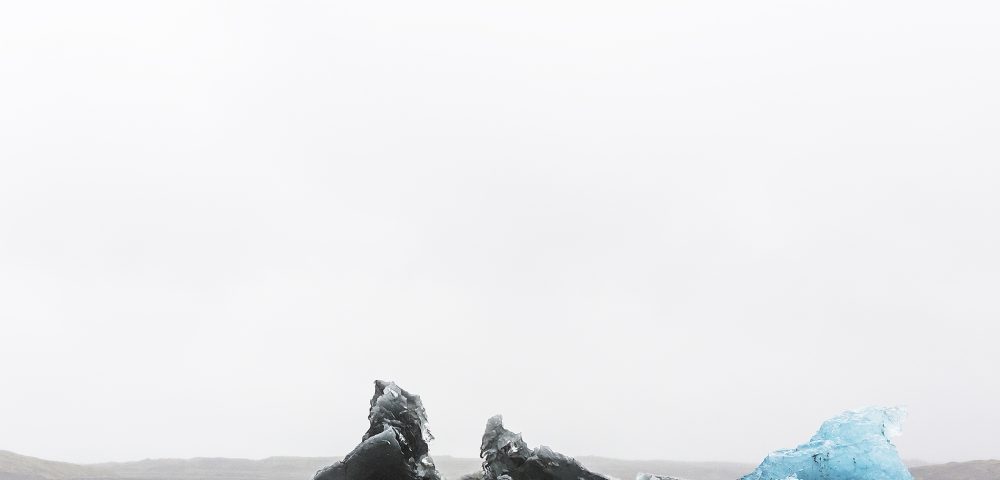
left=480, top=415, right=608, bottom=480
left=314, top=380, right=441, bottom=480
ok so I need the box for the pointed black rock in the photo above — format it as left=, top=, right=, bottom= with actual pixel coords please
left=314, top=380, right=441, bottom=480
left=480, top=415, right=608, bottom=480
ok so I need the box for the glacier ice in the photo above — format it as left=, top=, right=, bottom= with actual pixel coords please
left=740, top=406, right=913, bottom=480
left=635, top=474, right=682, bottom=480
left=309, top=381, right=913, bottom=480
left=480, top=415, right=608, bottom=480
left=313, top=380, right=440, bottom=480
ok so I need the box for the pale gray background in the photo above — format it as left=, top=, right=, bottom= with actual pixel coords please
left=1, top=0, right=998, bottom=467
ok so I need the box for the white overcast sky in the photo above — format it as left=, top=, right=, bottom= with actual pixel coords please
left=1, top=0, right=998, bottom=467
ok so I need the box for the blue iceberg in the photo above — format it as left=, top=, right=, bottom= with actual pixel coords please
left=741, top=406, right=913, bottom=480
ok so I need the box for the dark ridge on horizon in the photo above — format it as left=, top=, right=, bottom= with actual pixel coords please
left=2, top=450, right=997, bottom=480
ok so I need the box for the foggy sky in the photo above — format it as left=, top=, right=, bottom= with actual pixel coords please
left=1, top=0, right=998, bottom=467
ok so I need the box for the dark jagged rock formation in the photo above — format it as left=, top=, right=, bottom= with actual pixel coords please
left=479, top=415, right=608, bottom=480
left=314, top=380, right=441, bottom=480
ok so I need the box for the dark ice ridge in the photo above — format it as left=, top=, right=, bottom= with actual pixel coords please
left=314, top=380, right=440, bottom=480
left=479, top=415, right=608, bottom=480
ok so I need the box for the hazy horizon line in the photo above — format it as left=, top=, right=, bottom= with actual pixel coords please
left=5, top=447, right=968, bottom=468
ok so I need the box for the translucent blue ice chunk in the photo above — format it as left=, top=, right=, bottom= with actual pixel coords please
left=741, top=406, right=912, bottom=480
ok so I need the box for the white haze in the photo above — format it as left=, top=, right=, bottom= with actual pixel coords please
left=1, top=0, right=998, bottom=467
